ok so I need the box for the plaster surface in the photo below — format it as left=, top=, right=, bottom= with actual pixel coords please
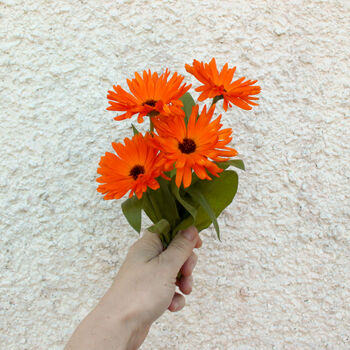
left=0, top=0, right=349, bottom=349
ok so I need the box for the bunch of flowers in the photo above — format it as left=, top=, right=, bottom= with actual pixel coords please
left=97, top=58, right=260, bottom=247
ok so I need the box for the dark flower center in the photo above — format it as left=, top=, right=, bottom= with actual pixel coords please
left=129, top=165, right=145, bottom=180
left=143, top=99, right=157, bottom=107
left=178, top=138, right=196, bottom=154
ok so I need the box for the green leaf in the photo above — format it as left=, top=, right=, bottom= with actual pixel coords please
left=141, top=192, right=159, bottom=224
left=164, top=165, right=176, bottom=179
left=131, top=123, right=139, bottom=135
left=169, top=167, right=176, bottom=178
left=186, top=187, right=220, bottom=240
left=170, top=178, right=197, bottom=219
left=121, top=196, right=143, bottom=233
left=147, top=177, right=179, bottom=227
left=185, top=170, right=239, bottom=239
left=147, top=218, right=170, bottom=235
left=216, top=159, right=245, bottom=171
left=170, top=177, right=199, bottom=234
left=147, top=218, right=171, bottom=247
left=180, top=92, right=196, bottom=125
left=173, top=216, right=195, bottom=233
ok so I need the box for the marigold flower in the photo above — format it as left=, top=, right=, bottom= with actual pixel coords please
left=185, top=58, right=261, bottom=111
left=97, top=133, right=162, bottom=199
left=107, top=69, right=191, bottom=123
left=152, top=104, right=238, bottom=188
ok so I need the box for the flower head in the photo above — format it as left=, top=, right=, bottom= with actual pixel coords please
left=152, top=104, right=238, bottom=188
left=97, top=133, right=162, bottom=199
left=107, top=69, right=191, bottom=123
left=185, top=58, right=261, bottom=111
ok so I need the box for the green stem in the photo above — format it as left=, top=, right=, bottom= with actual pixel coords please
left=210, top=95, right=223, bottom=109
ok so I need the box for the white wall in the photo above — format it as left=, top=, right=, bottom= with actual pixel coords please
left=1, top=0, right=349, bottom=349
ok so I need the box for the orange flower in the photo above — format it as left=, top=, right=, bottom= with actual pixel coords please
left=185, top=58, right=261, bottom=111
left=107, top=69, right=191, bottom=123
left=97, top=133, right=162, bottom=199
left=152, top=104, right=238, bottom=188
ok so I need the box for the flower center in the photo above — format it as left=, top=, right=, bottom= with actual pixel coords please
left=143, top=99, right=157, bottom=107
left=129, top=165, right=145, bottom=180
left=178, top=138, right=196, bottom=154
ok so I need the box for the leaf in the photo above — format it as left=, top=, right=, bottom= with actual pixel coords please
left=180, top=92, right=196, bottom=125
left=147, top=218, right=170, bottom=235
left=141, top=192, right=159, bottom=224
left=186, top=187, right=220, bottom=240
left=121, top=196, right=143, bottom=233
left=216, top=159, right=245, bottom=171
left=147, top=218, right=171, bottom=247
left=185, top=170, right=239, bottom=239
left=147, top=177, right=179, bottom=227
left=131, top=123, right=139, bottom=135
left=169, top=168, right=176, bottom=178
left=173, top=216, right=195, bottom=233
left=170, top=179, right=197, bottom=219
left=170, top=177, right=199, bottom=234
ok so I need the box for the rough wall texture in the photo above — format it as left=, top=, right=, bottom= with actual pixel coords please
left=1, top=0, right=349, bottom=349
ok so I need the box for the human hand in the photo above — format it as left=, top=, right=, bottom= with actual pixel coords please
left=65, top=226, right=202, bottom=350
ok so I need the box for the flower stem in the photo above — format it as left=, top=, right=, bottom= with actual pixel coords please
left=210, top=95, right=223, bottom=109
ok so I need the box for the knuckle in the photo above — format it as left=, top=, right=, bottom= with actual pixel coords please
left=172, top=239, right=189, bottom=252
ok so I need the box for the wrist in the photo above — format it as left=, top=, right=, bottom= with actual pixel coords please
left=97, top=284, right=149, bottom=350
left=65, top=294, right=140, bottom=350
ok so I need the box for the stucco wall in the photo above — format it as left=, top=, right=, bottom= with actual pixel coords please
left=1, top=0, right=349, bottom=349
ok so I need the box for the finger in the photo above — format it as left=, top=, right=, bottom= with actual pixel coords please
left=195, top=236, right=203, bottom=248
left=128, top=230, right=163, bottom=262
left=161, top=226, right=198, bottom=274
left=168, top=292, right=186, bottom=312
left=176, top=275, right=193, bottom=295
left=180, top=252, right=198, bottom=277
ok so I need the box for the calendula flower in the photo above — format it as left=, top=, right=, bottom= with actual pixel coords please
left=185, top=58, right=261, bottom=111
left=107, top=69, right=191, bottom=123
left=97, top=133, right=162, bottom=199
left=152, top=104, right=238, bottom=188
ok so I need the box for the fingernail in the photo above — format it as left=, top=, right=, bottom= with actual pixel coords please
left=182, top=227, right=196, bottom=241
left=172, top=302, right=178, bottom=311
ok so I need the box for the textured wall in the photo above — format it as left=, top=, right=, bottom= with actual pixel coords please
left=1, top=0, right=349, bottom=349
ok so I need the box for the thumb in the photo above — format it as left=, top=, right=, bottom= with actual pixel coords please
left=161, top=226, right=199, bottom=274
left=128, top=230, right=164, bottom=263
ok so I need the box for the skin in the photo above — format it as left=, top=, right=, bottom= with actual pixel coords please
left=64, top=226, right=202, bottom=350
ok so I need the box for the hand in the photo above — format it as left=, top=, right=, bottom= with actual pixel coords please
left=65, top=226, right=202, bottom=350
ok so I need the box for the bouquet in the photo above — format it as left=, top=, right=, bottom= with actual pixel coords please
left=96, top=58, right=260, bottom=248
